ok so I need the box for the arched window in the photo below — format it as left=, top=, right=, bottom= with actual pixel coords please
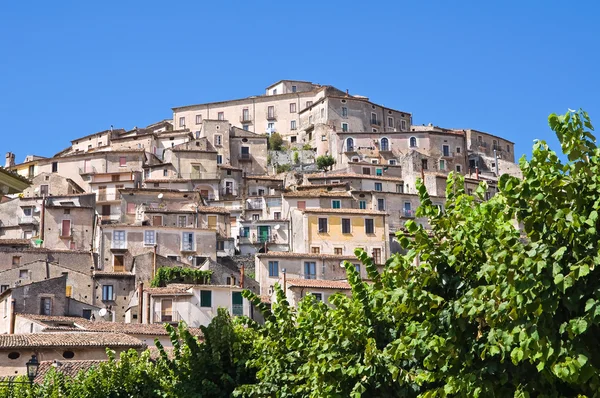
left=346, top=138, right=354, bottom=152
left=380, top=137, right=389, bottom=151
left=409, top=137, right=417, bottom=148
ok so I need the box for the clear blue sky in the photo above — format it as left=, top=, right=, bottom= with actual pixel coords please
left=1, top=1, right=598, bottom=164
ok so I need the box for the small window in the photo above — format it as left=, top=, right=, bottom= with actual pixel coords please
left=376, top=168, right=383, bottom=176
left=456, top=164, right=462, bottom=173
left=375, top=183, right=382, bottom=191
left=318, top=218, right=328, bottom=233
left=274, top=212, right=281, bottom=220
left=52, top=162, right=58, bottom=173
left=252, top=214, right=260, bottom=221
left=200, top=290, right=212, bottom=307
left=388, top=159, right=396, bottom=165
left=144, top=230, right=155, bottom=246
left=334, top=248, right=343, bottom=255
left=372, top=248, right=382, bottom=264
left=12, top=256, right=20, bottom=266
left=195, top=114, right=202, bottom=124
left=362, top=167, right=370, bottom=175
left=0, top=285, right=8, bottom=293
left=359, top=200, right=366, bottom=210
left=396, top=184, right=403, bottom=193
left=409, top=137, right=417, bottom=147
left=342, top=123, right=349, bottom=132
left=268, top=261, right=279, bottom=277
left=102, top=285, right=114, bottom=301
left=321, top=135, right=327, bottom=141
left=113, top=230, right=126, bottom=249
left=290, top=136, right=297, bottom=143
left=182, top=232, right=194, bottom=251
left=291, top=85, right=297, bottom=93
left=306, top=101, right=313, bottom=108
left=311, top=247, right=321, bottom=254
left=119, top=157, right=126, bottom=167
left=127, top=203, right=136, bottom=214
left=341, top=107, right=348, bottom=117
left=291, top=120, right=297, bottom=130
left=442, top=145, right=450, bottom=157
left=422, top=159, right=428, bottom=170
left=342, top=218, right=351, bottom=234
left=387, top=117, right=393, bottom=128
left=312, top=293, right=323, bottom=301
left=40, top=297, right=52, bottom=315
left=217, top=155, right=222, bottom=165
left=215, top=135, right=222, bottom=146
left=216, top=240, right=225, bottom=250
left=377, top=198, right=385, bottom=211
left=365, top=219, right=375, bottom=234
left=62, top=351, right=75, bottom=359
left=401, top=120, right=407, bottom=131
left=179, top=117, right=185, bottom=127
left=331, top=200, right=341, bottom=209
left=8, top=352, right=20, bottom=360
left=507, top=144, right=511, bottom=153
left=439, top=160, right=446, bottom=170
left=218, top=112, right=225, bottom=121
left=290, top=103, right=296, bottom=113
left=456, top=146, right=461, bottom=154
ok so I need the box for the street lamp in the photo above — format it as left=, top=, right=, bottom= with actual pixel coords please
left=26, top=355, right=39, bottom=385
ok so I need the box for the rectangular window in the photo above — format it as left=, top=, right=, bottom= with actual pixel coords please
left=396, top=184, right=403, bottom=193
left=182, top=232, right=194, bottom=251
left=178, top=215, right=187, bottom=227
left=119, top=157, right=126, bottom=167
left=342, top=218, right=351, bottom=234
left=252, top=214, right=260, bottom=221
left=377, top=198, right=385, bottom=211
left=342, top=123, right=348, bottom=132
left=242, top=108, right=249, bottom=121
left=19, top=269, right=29, bottom=279
left=217, top=155, right=222, bottom=165
left=292, top=85, right=297, bottom=93
left=52, top=162, right=58, bottom=173
left=439, top=160, right=446, bottom=170
left=218, top=112, right=224, bottom=121
left=113, top=230, right=126, bottom=249
left=341, top=107, right=348, bottom=117
left=113, top=254, right=124, bottom=271
left=306, top=101, right=313, bottom=108
left=372, top=248, right=382, bottom=264
left=442, top=145, right=450, bottom=157
left=318, top=218, right=328, bottom=233
left=388, top=117, right=394, bottom=127
left=242, top=124, right=249, bottom=131
left=456, top=164, right=462, bottom=172
left=456, top=146, right=461, bottom=154
left=216, top=240, right=225, bottom=250
left=101, top=204, right=111, bottom=217
left=321, top=108, right=325, bottom=118
left=274, top=212, right=281, bottom=220
left=268, top=261, right=279, bottom=277
left=215, top=135, right=222, bottom=146
left=12, top=256, right=20, bottom=266
left=267, top=106, right=275, bottom=118
left=304, top=262, right=316, bottom=279
left=376, top=168, right=383, bottom=176
left=422, top=159, right=428, bottom=170
left=0, top=285, right=8, bottom=293
left=179, top=117, right=185, bottom=127
left=127, top=203, right=136, bottom=214
left=102, top=285, right=114, bottom=301
left=240, top=227, right=250, bottom=238
left=111, top=175, right=121, bottom=182
left=40, top=185, right=48, bottom=196
left=311, top=247, right=320, bottom=254
left=362, top=167, right=371, bottom=175
left=359, top=201, right=366, bottom=210
left=332, top=200, right=341, bottom=209
left=23, top=207, right=32, bottom=217
left=334, top=248, right=343, bottom=255
left=312, top=293, right=323, bottom=301
left=200, top=290, right=212, bottom=307
left=290, top=103, right=296, bottom=113
left=61, top=220, right=71, bottom=237
left=401, top=120, right=407, bottom=131
left=375, top=183, right=382, bottom=191
left=144, top=230, right=155, bottom=246
left=196, top=114, right=202, bottom=124
left=40, top=298, right=52, bottom=315
left=365, top=219, right=374, bottom=234
left=371, top=112, right=377, bottom=124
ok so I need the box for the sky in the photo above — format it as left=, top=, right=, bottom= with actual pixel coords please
left=1, top=0, right=599, bottom=164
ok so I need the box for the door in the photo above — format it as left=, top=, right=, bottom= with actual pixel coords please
left=232, top=292, right=243, bottom=316
left=258, top=226, right=270, bottom=243
left=102, top=205, right=111, bottom=216
left=161, top=299, right=173, bottom=322
left=61, top=220, right=71, bottom=237
left=153, top=216, right=163, bottom=226
left=225, top=181, right=233, bottom=195
left=98, top=186, right=107, bottom=201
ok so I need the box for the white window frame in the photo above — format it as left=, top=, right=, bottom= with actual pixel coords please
left=388, top=159, right=397, bottom=165
left=214, top=134, right=222, bottom=146
left=182, top=232, right=195, bottom=251
left=177, top=215, right=188, bottom=228
left=144, top=230, right=156, bottom=246
left=310, top=292, right=324, bottom=302
left=409, top=136, right=417, bottom=148
left=401, top=120, right=407, bottom=131
left=342, top=123, right=349, bottom=132
left=195, top=114, right=202, bottom=124
left=341, top=107, right=348, bottom=117
left=179, top=117, right=185, bottom=128
left=291, top=120, right=297, bottom=130
left=439, top=159, right=446, bottom=170
left=456, top=164, right=462, bottom=172
left=112, top=230, right=126, bottom=249
left=331, top=200, right=341, bottom=209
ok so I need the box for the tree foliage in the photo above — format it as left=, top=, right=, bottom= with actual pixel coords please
left=150, top=267, right=212, bottom=287
left=268, top=132, right=284, bottom=151
left=316, top=155, right=336, bottom=171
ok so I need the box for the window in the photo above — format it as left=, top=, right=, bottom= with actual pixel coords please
left=439, top=160, right=446, bottom=170
left=312, top=293, right=323, bottom=301
left=388, top=117, right=393, bottom=128
left=342, top=123, right=349, bottom=132
left=422, top=159, right=428, bottom=170
left=443, top=145, right=450, bottom=157
left=456, top=164, right=462, bottom=172
left=377, top=198, right=385, bottom=211
left=102, top=285, right=114, bottom=301
left=268, top=261, right=279, bottom=277
left=12, top=256, right=20, bottom=266
left=485, top=192, right=491, bottom=201
left=126, top=203, right=136, bottom=214
left=242, top=108, right=250, bottom=121
left=267, top=106, right=275, bottom=119
left=274, top=211, right=281, bottom=220
left=342, top=107, right=348, bottom=117
left=306, top=101, right=312, bottom=108
left=182, top=232, right=194, bottom=251
left=332, top=200, right=341, bottom=209
left=61, top=220, right=71, bottom=237
left=117, top=157, right=126, bottom=167
left=200, top=290, right=212, bottom=307
left=388, top=159, right=397, bottom=165
left=292, top=85, right=297, bottom=93
left=372, top=248, right=382, bottom=264
left=290, top=136, right=297, bottom=143
left=144, top=230, right=155, bottom=246
left=267, top=122, right=274, bottom=131
left=272, top=89, right=277, bottom=95
left=404, top=202, right=413, bottom=217
left=401, top=120, right=407, bottom=131
left=362, top=167, right=371, bottom=175
left=19, top=269, right=29, bottom=279
left=113, top=230, right=126, bottom=249
left=215, top=135, right=222, bottom=146
left=297, top=201, right=306, bottom=210
left=396, top=184, right=404, bottom=193
left=342, top=218, right=351, bottom=234
left=456, top=146, right=461, bottom=154
left=242, top=124, right=249, bottom=131
left=39, top=184, right=48, bottom=196
left=289, top=103, right=296, bottom=113
left=179, top=117, right=185, bottom=127
left=365, top=219, right=375, bottom=234
left=309, top=115, right=313, bottom=124
left=334, top=247, right=343, bottom=255
left=291, top=120, right=297, bottom=130
left=252, top=214, right=260, bottom=221
left=320, top=108, right=325, bottom=118
left=51, top=162, right=58, bottom=173
left=380, top=137, right=389, bottom=151
left=409, top=137, right=417, bottom=147
left=218, top=112, right=224, bottom=121
left=177, top=215, right=186, bottom=228
left=167, top=255, right=180, bottom=261
left=371, top=112, right=377, bottom=124
left=23, top=207, right=32, bottom=217
left=507, top=144, right=511, bottom=153
left=354, top=264, right=361, bottom=274
left=375, top=182, right=382, bottom=191
left=0, top=285, right=8, bottom=293
left=376, top=168, right=383, bottom=176
left=195, top=114, right=202, bottom=124
left=240, top=227, right=250, bottom=238
left=311, top=247, right=320, bottom=254
left=318, top=218, right=328, bottom=233
left=304, top=262, right=316, bottom=279
left=359, top=200, right=366, bottom=210
left=217, top=155, right=222, bottom=165
left=216, top=241, right=225, bottom=250
left=40, top=298, right=52, bottom=315
left=113, top=254, right=124, bottom=271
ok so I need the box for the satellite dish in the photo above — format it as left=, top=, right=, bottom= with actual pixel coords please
left=33, top=207, right=40, bottom=213
left=157, top=193, right=164, bottom=199
left=187, top=256, right=194, bottom=261
left=98, top=308, right=107, bottom=317
left=273, top=224, right=280, bottom=230
left=34, top=187, right=40, bottom=193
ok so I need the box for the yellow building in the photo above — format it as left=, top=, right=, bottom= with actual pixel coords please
left=290, top=208, right=388, bottom=263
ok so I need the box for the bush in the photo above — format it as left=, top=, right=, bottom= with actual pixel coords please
left=268, top=132, right=283, bottom=151
left=293, top=151, right=300, bottom=164
left=316, top=155, right=335, bottom=171
left=276, top=164, right=291, bottom=173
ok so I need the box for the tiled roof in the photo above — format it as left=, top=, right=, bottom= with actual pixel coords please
left=144, top=178, right=191, bottom=183
left=17, top=314, right=87, bottom=323
left=283, top=190, right=350, bottom=198
left=301, top=208, right=387, bottom=216
left=286, top=278, right=352, bottom=290
left=0, top=239, right=31, bottom=246
left=0, top=333, right=146, bottom=349
left=78, top=321, right=203, bottom=337
left=257, top=251, right=356, bottom=260
left=34, top=360, right=104, bottom=383
left=306, top=172, right=404, bottom=182
left=218, top=164, right=243, bottom=171
left=93, top=271, right=135, bottom=277
left=245, top=175, right=284, bottom=182
left=0, top=167, right=31, bottom=184
left=296, top=182, right=348, bottom=190
left=144, top=286, right=194, bottom=295
left=196, top=206, right=231, bottom=214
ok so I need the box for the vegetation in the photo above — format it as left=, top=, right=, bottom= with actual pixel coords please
left=302, top=143, right=312, bottom=150
left=316, top=154, right=336, bottom=171
left=293, top=151, right=300, bottom=164
left=7, top=109, right=600, bottom=397
left=150, top=267, right=212, bottom=287
left=276, top=163, right=292, bottom=174
left=268, top=132, right=284, bottom=151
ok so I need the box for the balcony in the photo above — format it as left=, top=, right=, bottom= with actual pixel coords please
left=370, top=119, right=381, bottom=126
left=402, top=209, right=415, bottom=218
left=79, top=166, right=97, bottom=175
left=246, top=200, right=264, bottom=210
left=240, top=114, right=252, bottom=124
left=441, top=151, right=454, bottom=158
left=97, top=194, right=120, bottom=202
left=238, top=153, right=252, bottom=162
left=238, top=234, right=277, bottom=244
left=379, top=145, right=391, bottom=152
left=266, top=110, right=277, bottom=120
left=221, top=188, right=238, bottom=197
left=111, top=242, right=127, bottom=251
left=18, top=216, right=38, bottom=225
left=344, top=146, right=357, bottom=154
left=154, top=310, right=182, bottom=324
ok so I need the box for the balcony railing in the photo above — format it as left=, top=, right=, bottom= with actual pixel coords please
left=111, top=241, right=127, bottom=250
left=344, top=146, right=356, bottom=153
left=18, top=217, right=38, bottom=225
left=266, top=110, right=277, bottom=120
left=238, top=153, right=252, bottom=161
left=221, top=188, right=238, bottom=197
left=240, top=114, right=252, bottom=123
left=239, top=234, right=277, bottom=244
left=232, top=304, right=244, bottom=317
left=380, top=145, right=390, bottom=152
left=246, top=200, right=264, bottom=210
left=370, top=119, right=381, bottom=126
left=79, top=166, right=97, bottom=175
left=402, top=209, right=415, bottom=218
left=154, top=311, right=182, bottom=323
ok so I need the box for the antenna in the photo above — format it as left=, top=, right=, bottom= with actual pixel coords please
left=187, top=256, right=194, bottom=261
left=34, top=187, right=40, bottom=193
left=273, top=224, right=280, bottom=230
left=98, top=308, right=107, bottom=317
left=157, top=193, right=164, bottom=199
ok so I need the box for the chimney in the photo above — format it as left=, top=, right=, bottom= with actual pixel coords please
left=345, top=89, right=349, bottom=97
left=137, top=282, right=144, bottom=324
left=4, top=152, right=15, bottom=168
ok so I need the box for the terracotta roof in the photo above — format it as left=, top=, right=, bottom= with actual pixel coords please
left=17, top=314, right=87, bottom=324
left=218, top=164, right=243, bottom=171
left=257, top=251, right=356, bottom=260
left=286, top=278, right=352, bottom=290
left=79, top=321, right=202, bottom=337
left=196, top=206, right=231, bottom=214
left=0, top=167, right=31, bottom=184
left=0, top=333, right=146, bottom=349
left=0, top=239, right=31, bottom=246
left=144, top=286, right=194, bottom=295
left=34, top=360, right=104, bottom=383
left=245, top=175, right=284, bottom=182
left=296, top=182, right=348, bottom=190
left=283, top=190, right=351, bottom=198
left=301, top=208, right=387, bottom=216
left=306, top=172, right=404, bottom=182
left=144, top=178, right=191, bottom=183
left=93, top=271, right=135, bottom=277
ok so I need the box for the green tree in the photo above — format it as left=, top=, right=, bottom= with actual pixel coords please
left=268, top=132, right=284, bottom=151
left=316, top=155, right=335, bottom=171
left=238, top=110, right=600, bottom=397
left=293, top=151, right=300, bottom=164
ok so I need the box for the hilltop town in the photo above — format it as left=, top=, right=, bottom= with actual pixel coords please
left=0, top=79, right=521, bottom=379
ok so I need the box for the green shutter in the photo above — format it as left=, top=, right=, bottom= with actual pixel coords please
left=200, top=290, right=212, bottom=307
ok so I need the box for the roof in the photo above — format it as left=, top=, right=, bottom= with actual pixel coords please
left=218, top=164, right=243, bottom=171
left=301, top=208, right=387, bottom=216
left=0, top=167, right=31, bottom=185
left=196, top=206, right=230, bottom=215
left=257, top=251, right=356, bottom=260
left=93, top=271, right=135, bottom=278
left=78, top=321, right=202, bottom=337
left=286, top=278, right=352, bottom=290
left=296, top=182, right=348, bottom=190
left=0, top=238, right=31, bottom=246
left=34, top=360, right=104, bottom=383
left=144, top=286, right=194, bottom=296
left=144, top=178, right=192, bottom=183
left=283, top=190, right=351, bottom=198
left=0, top=333, right=146, bottom=349
left=265, top=79, right=315, bottom=89
left=306, top=172, right=404, bottom=183
left=17, top=314, right=87, bottom=323
left=245, top=175, right=284, bottom=182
